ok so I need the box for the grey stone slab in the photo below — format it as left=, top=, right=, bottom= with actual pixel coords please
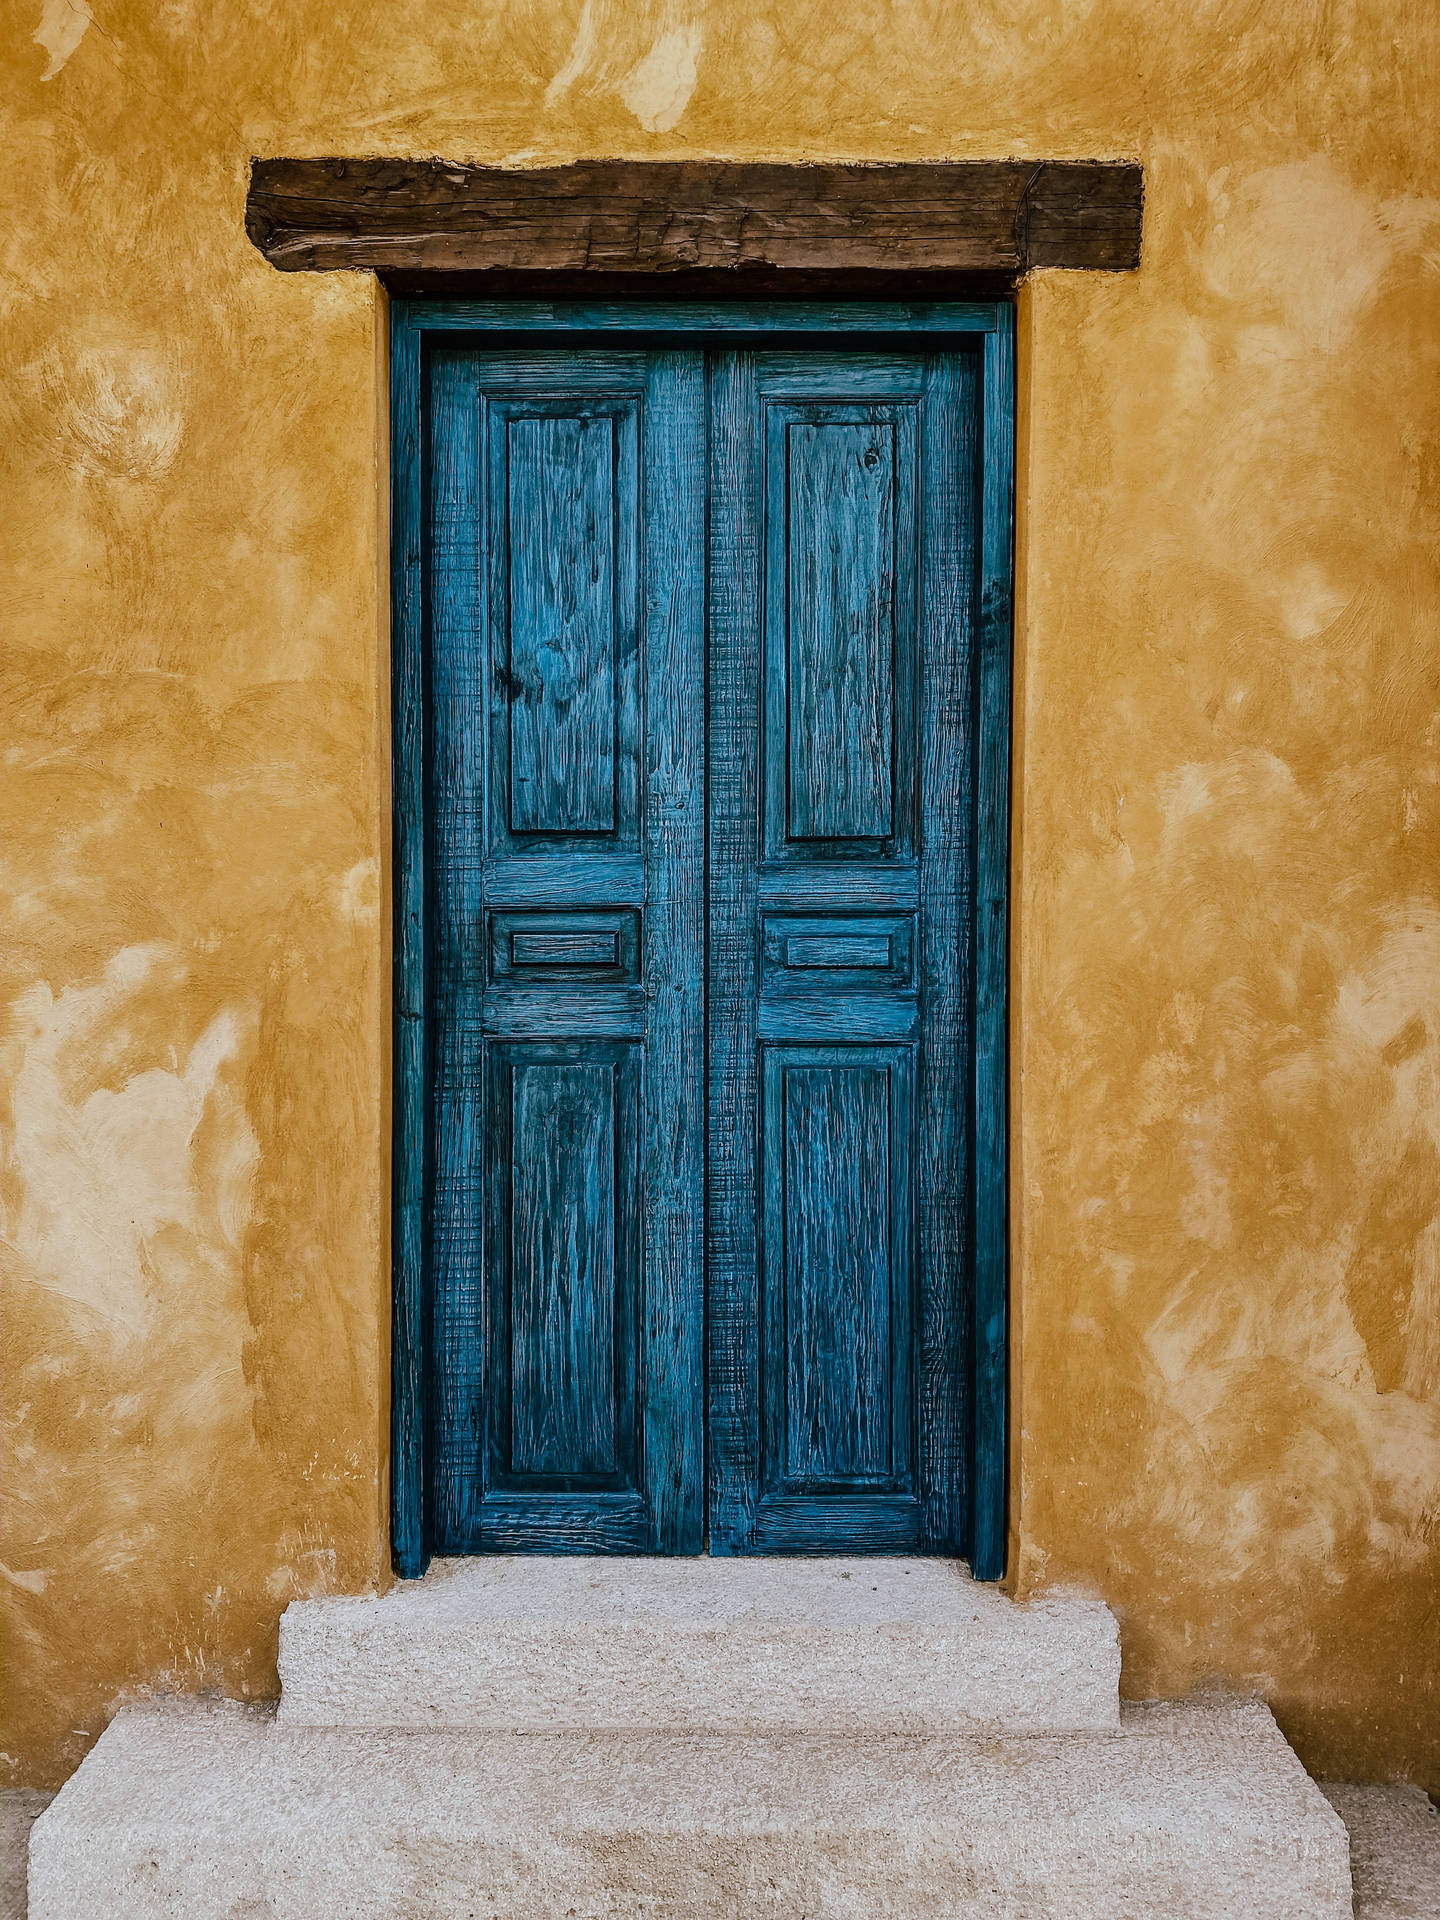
left=29, top=1695, right=1351, bottom=1919
left=1322, top=1782, right=1440, bottom=1919
left=277, top=1556, right=1121, bottom=1734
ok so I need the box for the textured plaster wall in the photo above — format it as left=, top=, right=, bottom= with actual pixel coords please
left=2, top=0, right=1437, bottom=1791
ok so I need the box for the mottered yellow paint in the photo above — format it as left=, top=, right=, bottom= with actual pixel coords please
left=2, top=0, right=1437, bottom=1789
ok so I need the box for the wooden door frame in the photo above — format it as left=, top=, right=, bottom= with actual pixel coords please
left=389, top=300, right=1015, bottom=1579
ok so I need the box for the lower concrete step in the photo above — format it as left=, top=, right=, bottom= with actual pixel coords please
left=29, top=1696, right=1351, bottom=1919
left=277, top=1556, right=1121, bottom=1734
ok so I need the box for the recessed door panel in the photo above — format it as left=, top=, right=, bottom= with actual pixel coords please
left=761, top=913, right=915, bottom=992
left=764, top=397, right=919, bottom=862
left=786, top=422, right=895, bottom=840
left=486, top=391, right=641, bottom=856
left=762, top=1048, right=914, bottom=1494
left=490, top=911, right=641, bottom=984
left=497, top=1052, right=637, bottom=1486
left=505, top=414, right=622, bottom=836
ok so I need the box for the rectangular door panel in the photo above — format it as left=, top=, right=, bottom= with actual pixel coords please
left=710, top=348, right=979, bottom=1556
left=510, top=1059, right=618, bottom=1482
left=490, top=910, right=641, bottom=983
left=764, top=394, right=919, bottom=862
left=505, top=415, right=620, bottom=835
left=761, top=914, right=915, bottom=991
left=762, top=1046, right=914, bottom=1498
left=786, top=421, right=895, bottom=840
left=491, top=1048, right=640, bottom=1489
left=427, top=346, right=705, bottom=1555
left=781, top=1060, right=893, bottom=1487
left=488, top=394, right=640, bottom=851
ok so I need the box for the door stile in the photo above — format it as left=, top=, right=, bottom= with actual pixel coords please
left=914, top=352, right=978, bottom=1554
left=391, top=307, right=427, bottom=1579
left=427, top=347, right=486, bottom=1553
left=705, top=350, right=764, bottom=1552
left=637, top=351, right=707, bottom=1554
left=969, top=308, right=1016, bottom=1581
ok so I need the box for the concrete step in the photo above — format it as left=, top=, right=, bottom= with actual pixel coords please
left=28, top=1696, right=1351, bottom=1920
left=1320, top=1784, right=1440, bottom=1918
left=276, top=1556, right=1122, bottom=1735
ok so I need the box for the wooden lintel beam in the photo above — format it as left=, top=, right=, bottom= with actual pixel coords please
left=245, top=159, right=1143, bottom=281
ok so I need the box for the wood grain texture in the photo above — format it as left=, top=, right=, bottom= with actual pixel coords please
left=394, top=304, right=1012, bottom=1576
left=483, top=855, right=646, bottom=907
left=635, top=348, right=708, bottom=1555
left=913, top=350, right=979, bottom=1556
left=491, top=1047, right=641, bottom=1494
left=478, top=986, right=647, bottom=1038
left=400, top=301, right=999, bottom=335
left=378, top=269, right=1020, bottom=303
left=485, top=382, right=641, bottom=857
left=705, top=347, right=765, bottom=1554
left=752, top=1494, right=922, bottom=1553
left=769, top=1055, right=909, bottom=1491
left=472, top=1492, right=649, bottom=1551
left=708, top=349, right=977, bottom=1557
left=510, top=929, right=619, bottom=968
left=424, top=347, right=706, bottom=1555
left=761, top=916, right=913, bottom=988
left=756, top=865, right=920, bottom=911
left=248, top=160, right=1142, bottom=278
left=389, top=308, right=428, bottom=1578
left=785, top=933, right=891, bottom=969
left=504, top=414, right=619, bottom=834
left=508, top=1059, right=620, bottom=1480
left=781, top=1064, right=891, bottom=1486
left=756, top=999, right=918, bottom=1044
left=426, top=347, right=489, bottom=1556
left=969, top=309, right=1017, bottom=1582
left=763, top=386, right=919, bottom=864
left=492, top=912, right=637, bottom=981
left=786, top=421, right=896, bottom=841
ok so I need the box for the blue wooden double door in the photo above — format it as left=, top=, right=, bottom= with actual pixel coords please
left=419, top=333, right=1004, bottom=1568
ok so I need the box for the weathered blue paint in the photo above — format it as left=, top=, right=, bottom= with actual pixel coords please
left=762, top=380, right=920, bottom=866
left=389, top=308, right=427, bottom=1580
left=503, top=413, right=621, bottom=835
left=707, top=348, right=982, bottom=1557
left=761, top=914, right=913, bottom=990
left=483, top=379, right=642, bottom=857
left=766, top=1051, right=913, bottom=1495
left=406, top=301, right=997, bottom=336
left=505, top=1056, right=626, bottom=1480
left=491, top=912, right=639, bottom=982
left=420, top=345, right=705, bottom=1557
left=783, top=419, right=898, bottom=841
left=970, top=304, right=1017, bottom=1582
left=390, top=302, right=1013, bottom=1579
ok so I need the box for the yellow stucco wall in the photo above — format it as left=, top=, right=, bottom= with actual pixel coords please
left=3, top=0, right=1437, bottom=1791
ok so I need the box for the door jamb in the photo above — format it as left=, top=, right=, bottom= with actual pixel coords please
left=389, top=300, right=1015, bottom=1579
